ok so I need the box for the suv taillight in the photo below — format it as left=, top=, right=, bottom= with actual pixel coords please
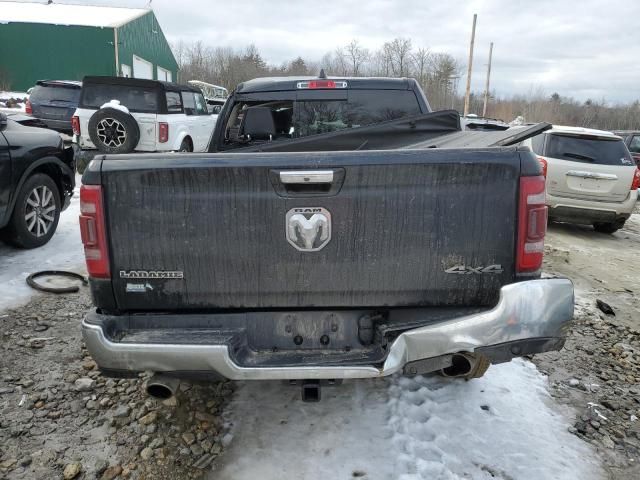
left=71, top=115, right=80, bottom=136
left=537, top=157, right=548, bottom=178
left=79, top=185, right=110, bottom=278
left=517, top=175, right=547, bottom=274
left=158, top=122, right=169, bottom=143
left=25, top=99, right=32, bottom=114
left=631, top=168, right=640, bottom=191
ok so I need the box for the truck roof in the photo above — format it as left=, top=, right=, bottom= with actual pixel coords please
left=236, top=76, right=419, bottom=93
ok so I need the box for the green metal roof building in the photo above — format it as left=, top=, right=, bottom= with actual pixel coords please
left=0, top=2, right=178, bottom=91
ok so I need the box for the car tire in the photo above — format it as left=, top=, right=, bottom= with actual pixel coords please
left=593, top=221, right=623, bottom=234
left=179, top=138, right=192, bottom=152
left=88, top=107, right=140, bottom=154
left=4, top=173, right=61, bottom=249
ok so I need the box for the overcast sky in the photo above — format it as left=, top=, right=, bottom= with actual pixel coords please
left=13, top=0, right=640, bottom=103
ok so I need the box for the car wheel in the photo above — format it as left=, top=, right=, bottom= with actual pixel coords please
left=88, top=107, right=140, bottom=154
left=593, top=221, right=623, bottom=234
left=179, top=138, right=192, bottom=152
left=5, top=174, right=61, bottom=249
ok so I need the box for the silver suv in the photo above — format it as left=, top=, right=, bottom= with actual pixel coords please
left=523, top=126, right=639, bottom=234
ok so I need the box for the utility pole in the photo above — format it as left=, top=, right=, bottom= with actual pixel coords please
left=482, top=42, right=494, bottom=118
left=463, top=13, right=477, bottom=117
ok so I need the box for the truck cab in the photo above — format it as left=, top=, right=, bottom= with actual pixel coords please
left=208, top=75, right=431, bottom=152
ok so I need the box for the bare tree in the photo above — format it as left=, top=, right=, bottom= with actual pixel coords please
left=344, top=39, right=370, bottom=76
left=385, top=38, right=412, bottom=76
left=411, top=47, right=430, bottom=89
left=169, top=38, right=640, bottom=130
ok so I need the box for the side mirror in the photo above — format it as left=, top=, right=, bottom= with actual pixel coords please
left=211, top=105, right=222, bottom=115
left=0, top=112, right=7, bottom=130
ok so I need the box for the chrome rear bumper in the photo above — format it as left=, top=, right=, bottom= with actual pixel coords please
left=82, top=278, right=574, bottom=380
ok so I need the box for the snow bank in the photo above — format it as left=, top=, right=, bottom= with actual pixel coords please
left=0, top=178, right=85, bottom=312
left=0, top=91, right=29, bottom=101
left=214, top=360, right=602, bottom=480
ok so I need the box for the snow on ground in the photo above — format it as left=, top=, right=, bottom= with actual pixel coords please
left=0, top=179, right=85, bottom=312
left=0, top=91, right=29, bottom=101
left=213, top=360, right=603, bottom=480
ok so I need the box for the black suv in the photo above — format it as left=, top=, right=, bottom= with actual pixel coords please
left=0, top=113, right=75, bottom=248
left=26, top=80, right=82, bottom=133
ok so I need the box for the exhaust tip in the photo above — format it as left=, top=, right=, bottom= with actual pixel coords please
left=146, top=374, right=179, bottom=400
left=441, top=354, right=473, bottom=378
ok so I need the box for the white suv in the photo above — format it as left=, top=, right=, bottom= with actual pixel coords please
left=72, top=76, right=217, bottom=154
left=523, top=126, right=639, bottom=233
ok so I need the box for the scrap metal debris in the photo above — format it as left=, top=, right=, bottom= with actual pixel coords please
left=595, top=299, right=615, bottom=316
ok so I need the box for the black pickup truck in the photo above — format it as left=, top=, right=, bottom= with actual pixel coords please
left=80, top=76, right=573, bottom=400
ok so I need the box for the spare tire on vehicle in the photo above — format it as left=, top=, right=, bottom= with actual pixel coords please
left=88, top=107, right=140, bottom=154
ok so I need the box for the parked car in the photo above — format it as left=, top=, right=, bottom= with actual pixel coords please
left=613, top=130, right=640, bottom=167
left=25, top=80, right=82, bottom=133
left=0, top=112, right=75, bottom=248
left=522, top=126, right=639, bottom=233
left=2, top=112, right=47, bottom=129
left=73, top=76, right=217, bottom=154
left=79, top=75, right=574, bottom=402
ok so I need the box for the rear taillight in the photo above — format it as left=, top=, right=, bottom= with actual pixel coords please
left=25, top=99, right=32, bottom=114
left=79, top=185, right=110, bottom=278
left=631, top=168, right=640, bottom=191
left=71, top=115, right=80, bottom=136
left=517, top=175, right=547, bottom=274
left=158, top=122, right=169, bottom=143
left=537, top=157, right=548, bottom=178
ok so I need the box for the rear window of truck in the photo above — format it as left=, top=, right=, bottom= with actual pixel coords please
left=80, top=84, right=159, bottom=113
left=545, top=134, right=634, bottom=166
left=296, top=90, right=420, bottom=137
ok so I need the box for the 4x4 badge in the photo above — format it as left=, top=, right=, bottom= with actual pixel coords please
left=445, top=265, right=504, bottom=275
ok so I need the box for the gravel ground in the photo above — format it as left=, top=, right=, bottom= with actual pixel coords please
left=1, top=209, right=639, bottom=479
left=535, top=213, right=640, bottom=480
left=0, top=290, right=234, bottom=480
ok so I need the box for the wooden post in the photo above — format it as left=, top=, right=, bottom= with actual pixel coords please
left=482, top=42, right=494, bottom=118
left=463, top=14, right=477, bottom=117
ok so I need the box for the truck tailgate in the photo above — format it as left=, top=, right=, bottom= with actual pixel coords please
left=101, top=149, right=521, bottom=311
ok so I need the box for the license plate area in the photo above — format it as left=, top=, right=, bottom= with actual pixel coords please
left=246, top=310, right=379, bottom=352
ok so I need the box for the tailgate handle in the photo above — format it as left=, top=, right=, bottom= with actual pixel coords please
left=270, top=168, right=345, bottom=197
left=280, top=170, right=334, bottom=184
left=566, top=170, right=618, bottom=180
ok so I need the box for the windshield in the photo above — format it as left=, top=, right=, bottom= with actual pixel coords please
left=545, top=134, right=634, bottom=166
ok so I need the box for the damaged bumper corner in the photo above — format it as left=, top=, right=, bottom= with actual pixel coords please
left=81, top=278, right=574, bottom=380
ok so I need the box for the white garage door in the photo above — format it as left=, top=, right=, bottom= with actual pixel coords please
left=157, top=66, right=172, bottom=82
left=133, top=55, right=153, bottom=79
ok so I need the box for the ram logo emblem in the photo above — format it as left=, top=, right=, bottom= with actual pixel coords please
left=286, top=207, right=331, bottom=252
